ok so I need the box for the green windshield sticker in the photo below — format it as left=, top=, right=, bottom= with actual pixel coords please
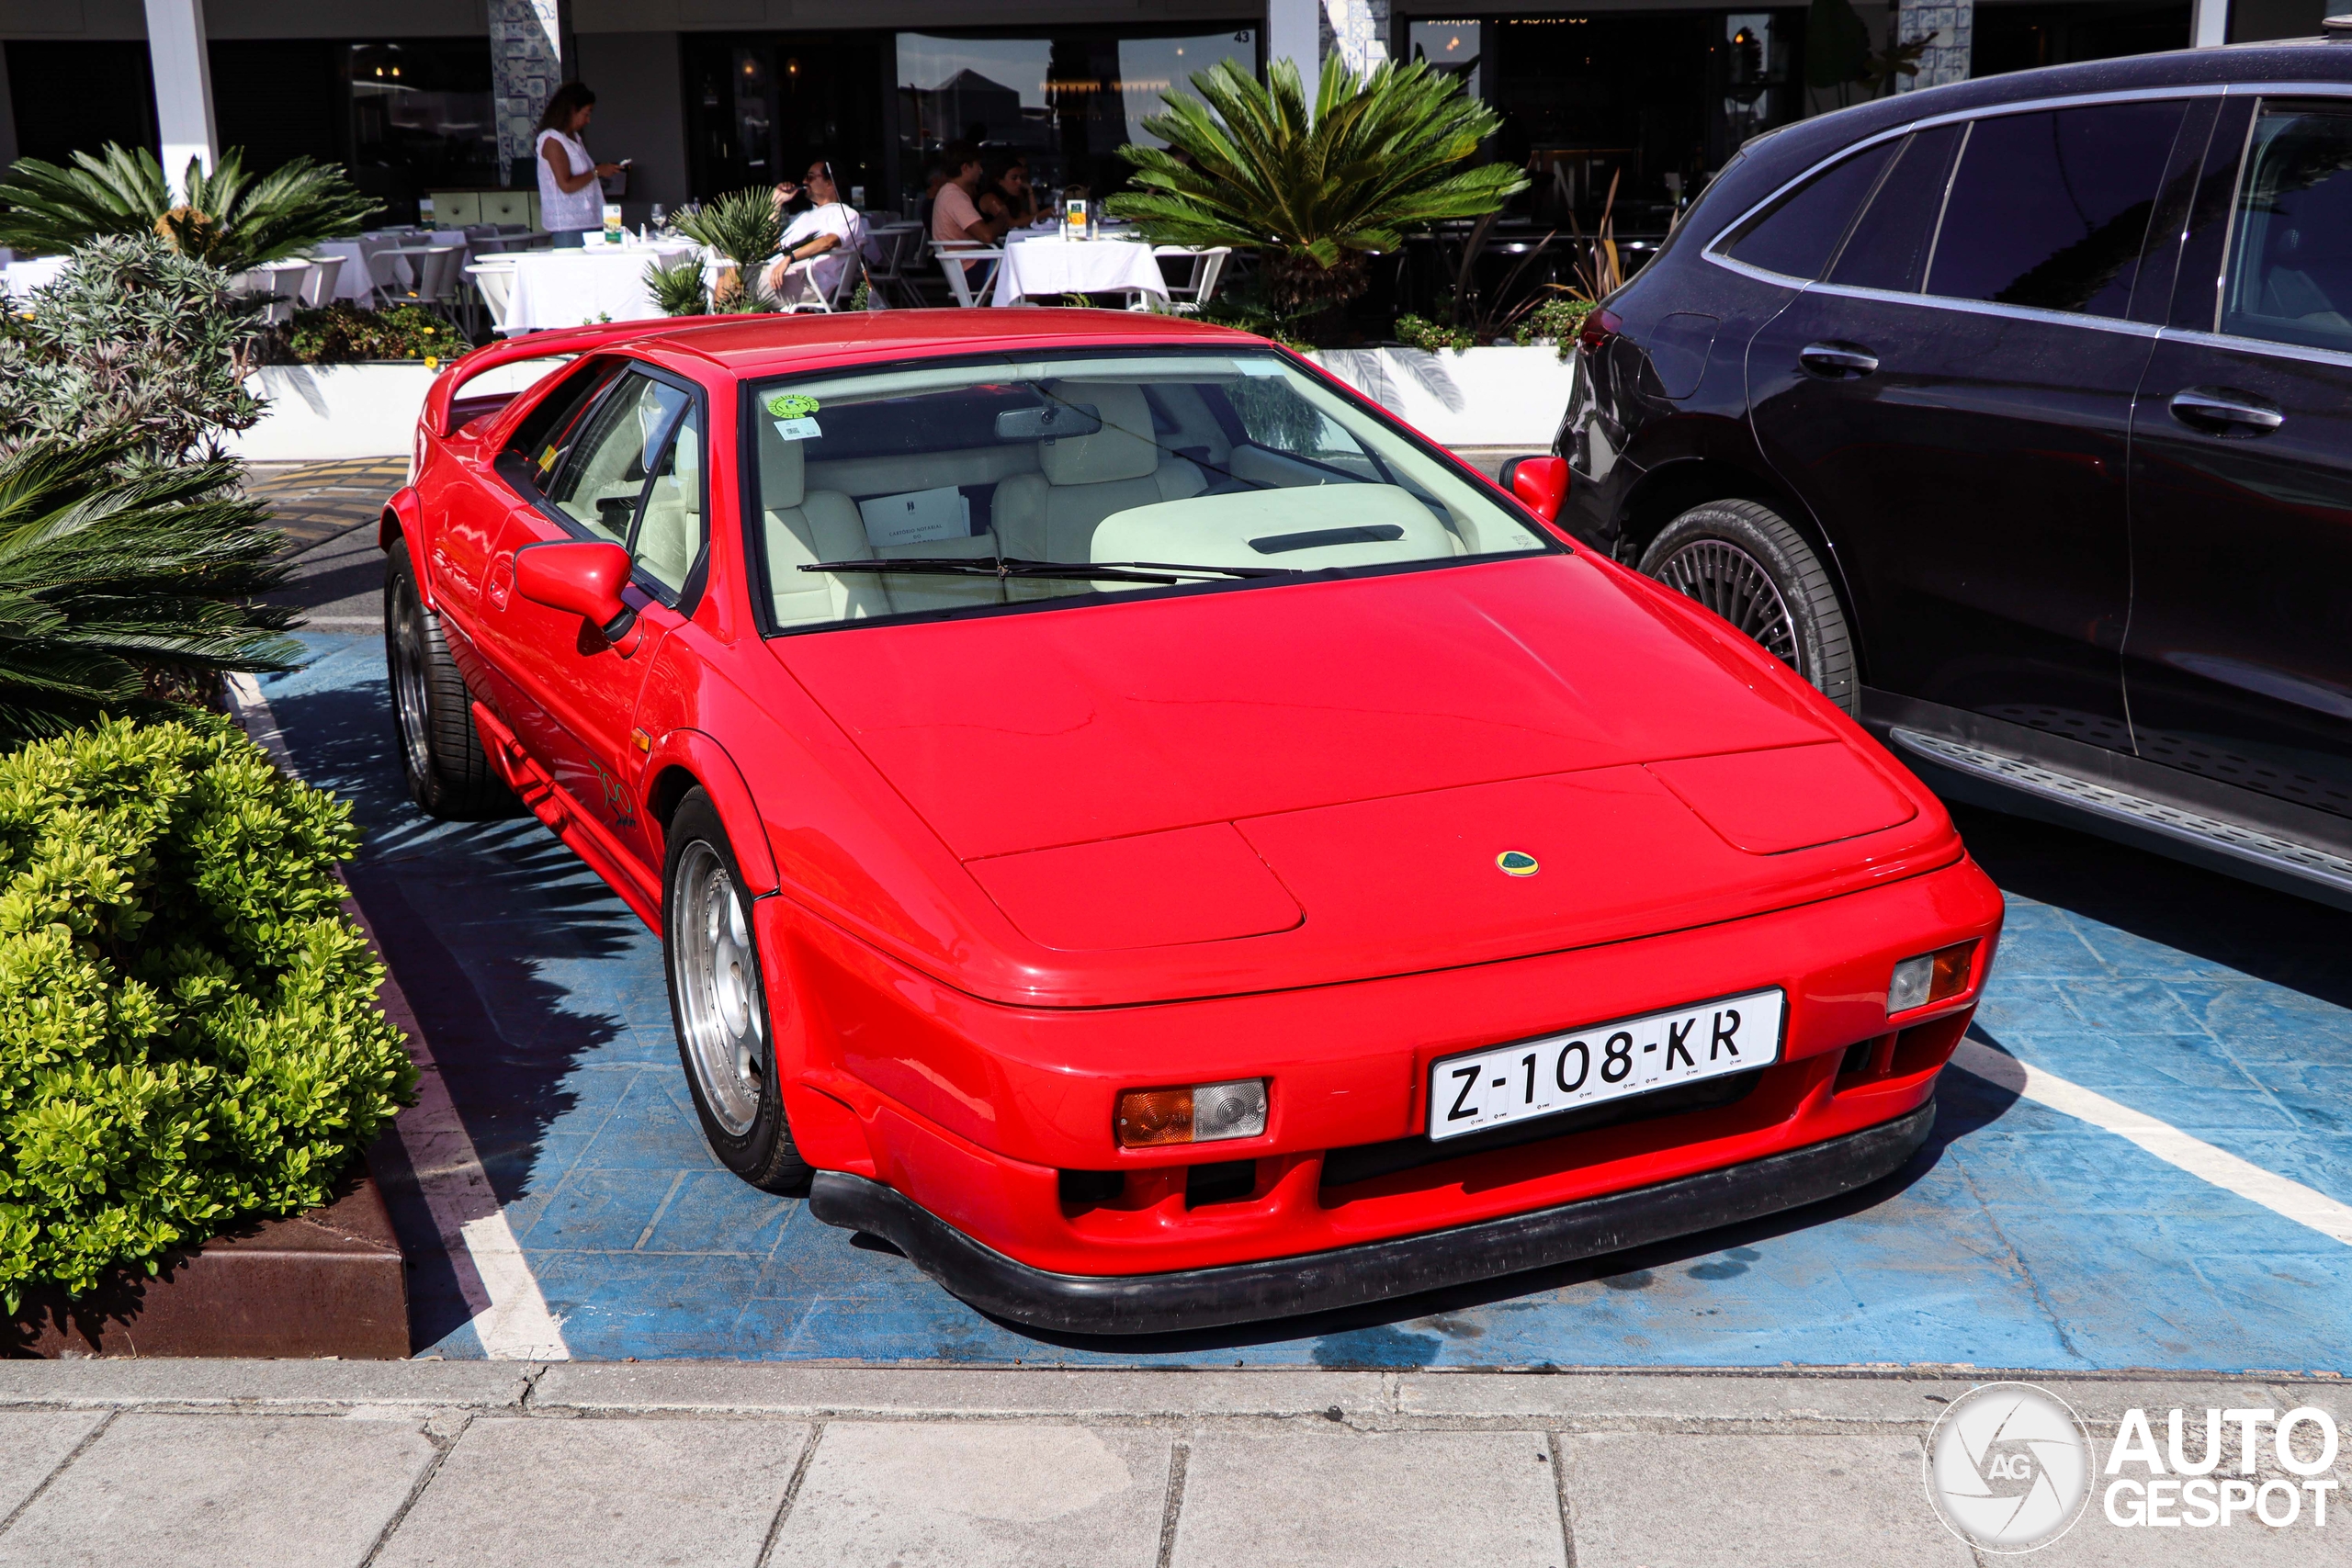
left=765, top=393, right=820, bottom=419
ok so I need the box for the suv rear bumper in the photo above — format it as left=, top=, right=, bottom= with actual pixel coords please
left=808, top=1099, right=1935, bottom=1336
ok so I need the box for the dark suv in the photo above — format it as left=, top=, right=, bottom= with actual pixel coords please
left=1556, top=39, right=2352, bottom=908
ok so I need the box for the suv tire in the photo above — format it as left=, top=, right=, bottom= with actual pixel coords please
left=1639, top=500, right=1858, bottom=715
left=385, top=536, right=518, bottom=818
left=663, top=788, right=813, bottom=1194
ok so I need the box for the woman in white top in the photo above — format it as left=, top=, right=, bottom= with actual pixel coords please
left=761, top=159, right=880, bottom=308
left=536, top=83, right=620, bottom=248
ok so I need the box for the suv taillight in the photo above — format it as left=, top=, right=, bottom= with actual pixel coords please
left=1578, top=308, right=1622, bottom=355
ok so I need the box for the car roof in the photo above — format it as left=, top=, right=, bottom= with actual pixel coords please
left=1690, top=39, right=2352, bottom=243
left=613, top=307, right=1268, bottom=377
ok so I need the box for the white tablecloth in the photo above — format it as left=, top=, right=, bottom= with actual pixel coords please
left=500, top=243, right=702, bottom=333
left=991, top=234, right=1169, bottom=306
left=2, top=254, right=68, bottom=299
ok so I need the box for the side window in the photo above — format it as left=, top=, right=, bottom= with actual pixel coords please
left=1924, top=104, right=2186, bottom=317
left=547, top=374, right=692, bottom=546
left=503, top=359, right=617, bottom=493
left=1828, top=124, right=1962, bottom=292
left=2222, top=101, right=2352, bottom=353
left=1724, top=138, right=1899, bottom=281
left=633, top=404, right=705, bottom=595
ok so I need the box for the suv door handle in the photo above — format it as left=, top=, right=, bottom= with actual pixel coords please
left=2168, top=386, right=2284, bottom=435
left=1799, top=343, right=1878, bottom=379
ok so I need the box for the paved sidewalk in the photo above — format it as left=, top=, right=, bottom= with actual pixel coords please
left=0, top=1363, right=2341, bottom=1566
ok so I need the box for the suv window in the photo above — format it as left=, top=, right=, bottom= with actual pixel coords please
left=1724, top=139, right=1899, bottom=280
left=1925, top=104, right=2185, bottom=317
left=1828, top=124, right=1962, bottom=292
left=2222, top=101, right=2352, bottom=353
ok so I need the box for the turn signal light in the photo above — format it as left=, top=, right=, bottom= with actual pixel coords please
left=1115, top=1079, right=1268, bottom=1149
left=1888, top=941, right=1977, bottom=1015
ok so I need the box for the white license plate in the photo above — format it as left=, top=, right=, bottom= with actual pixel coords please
left=1428, top=988, right=1786, bottom=1142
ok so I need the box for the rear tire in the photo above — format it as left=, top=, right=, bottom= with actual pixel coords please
left=1639, top=500, right=1858, bottom=715
left=663, top=789, right=812, bottom=1194
left=385, top=537, right=517, bottom=818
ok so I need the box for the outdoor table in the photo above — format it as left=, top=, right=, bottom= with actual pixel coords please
left=990, top=230, right=1170, bottom=307
left=316, top=236, right=413, bottom=303
left=499, top=241, right=702, bottom=333
left=2, top=254, right=69, bottom=300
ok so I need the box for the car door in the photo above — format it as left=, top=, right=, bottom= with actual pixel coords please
left=1747, top=99, right=2197, bottom=745
left=484, top=366, right=710, bottom=864
left=2126, top=94, right=2352, bottom=825
left=431, top=357, right=620, bottom=659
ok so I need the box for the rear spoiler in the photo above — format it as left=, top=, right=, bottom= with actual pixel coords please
left=423, top=320, right=683, bottom=437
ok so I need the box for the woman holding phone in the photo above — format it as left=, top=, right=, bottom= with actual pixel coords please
left=536, top=83, right=621, bottom=248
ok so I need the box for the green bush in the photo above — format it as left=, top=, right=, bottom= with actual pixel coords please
left=283, top=302, right=469, bottom=366
left=0, top=716, right=414, bottom=1307
left=0, top=236, right=266, bottom=467
left=1517, top=295, right=1598, bottom=359
left=1392, top=312, right=1475, bottom=353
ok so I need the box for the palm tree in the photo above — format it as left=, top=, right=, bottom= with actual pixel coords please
left=1107, top=55, right=1528, bottom=316
left=0, top=145, right=379, bottom=273
left=671, top=189, right=781, bottom=310
left=0, top=435, right=300, bottom=741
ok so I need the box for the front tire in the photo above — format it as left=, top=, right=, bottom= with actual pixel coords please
left=385, top=537, right=517, bottom=818
left=663, top=789, right=811, bottom=1193
left=1639, top=500, right=1858, bottom=715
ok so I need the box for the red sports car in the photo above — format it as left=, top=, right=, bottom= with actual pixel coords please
left=383, top=310, right=2002, bottom=1333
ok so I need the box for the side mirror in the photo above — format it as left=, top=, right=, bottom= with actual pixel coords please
left=514, top=539, right=637, bottom=643
left=1498, top=455, right=1570, bottom=524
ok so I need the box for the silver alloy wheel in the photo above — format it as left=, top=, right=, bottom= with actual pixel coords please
left=389, top=578, right=435, bottom=785
left=1652, top=538, right=1804, bottom=670
left=673, top=841, right=765, bottom=1138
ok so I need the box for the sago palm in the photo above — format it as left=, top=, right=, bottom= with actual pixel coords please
left=1107, top=55, right=1528, bottom=312
left=672, top=189, right=781, bottom=311
left=0, top=436, right=300, bottom=740
left=0, top=144, right=379, bottom=272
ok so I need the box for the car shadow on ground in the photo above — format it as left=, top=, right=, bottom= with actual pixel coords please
left=264, top=664, right=641, bottom=1353
left=1950, top=803, right=2352, bottom=1009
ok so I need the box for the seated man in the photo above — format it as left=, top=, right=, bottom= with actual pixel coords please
left=762, top=158, right=879, bottom=308
left=929, top=140, right=1006, bottom=297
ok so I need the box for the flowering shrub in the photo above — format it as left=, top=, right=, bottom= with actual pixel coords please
left=285, top=303, right=469, bottom=365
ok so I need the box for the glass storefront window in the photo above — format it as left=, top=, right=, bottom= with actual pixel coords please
left=895, top=27, right=1258, bottom=210
left=1407, top=19, right=1482, bottom=100
left=346, top=40, right=495, bottom=220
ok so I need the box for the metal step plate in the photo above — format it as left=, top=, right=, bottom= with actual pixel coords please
left=1890, top=728, right=2352, bottom=898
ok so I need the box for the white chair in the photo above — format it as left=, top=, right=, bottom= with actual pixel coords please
left=298, top=254, right=345, bottom=309
left=775, top=247, right=867, bottom=314
left=1155, top=246, right=1232, bottom=313
left=370, top=243, right=465, bottom=323
left=865, top=223, right=931, bottom=309
left=932, top=242, right=1004, bottom=308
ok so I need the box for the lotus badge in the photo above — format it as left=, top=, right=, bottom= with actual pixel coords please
left=1497, top=851, right=1539, bottom=876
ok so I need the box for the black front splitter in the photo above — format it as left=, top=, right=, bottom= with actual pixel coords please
left=807, top=1100, right=1936, bottom=1337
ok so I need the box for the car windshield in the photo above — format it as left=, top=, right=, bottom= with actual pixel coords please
left=746, top=347, right=1554, bottom=632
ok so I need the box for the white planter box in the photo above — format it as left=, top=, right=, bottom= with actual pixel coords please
left=1305, top=344, right=1576, bottom=449
left=230, top=359, right=566, bottom=464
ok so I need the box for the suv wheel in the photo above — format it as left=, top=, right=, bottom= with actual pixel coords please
left=385, top=537, right=518, bottom=818
left=663, top=788, right=812, bottom=1194
left=1639, top=500, right=1858, bottom=715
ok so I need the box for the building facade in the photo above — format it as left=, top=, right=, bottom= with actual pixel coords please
left=0, top=0, right=2320, bottom=231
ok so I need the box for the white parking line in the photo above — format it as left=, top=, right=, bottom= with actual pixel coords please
left=225, top=672, right=571, bottom=1360
left=1951, top=1037, right=2352, bottom=1247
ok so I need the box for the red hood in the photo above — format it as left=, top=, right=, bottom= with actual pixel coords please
left=770, top=553, right=1958, bottom=1002
left=777, top=554, right=1839, bottom=856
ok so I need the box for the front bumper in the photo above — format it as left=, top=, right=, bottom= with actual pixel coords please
left=809, top=1098, right=1937, bottom=1335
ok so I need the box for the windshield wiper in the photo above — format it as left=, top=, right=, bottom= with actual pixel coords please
left=798, top=556, right=1302, bottom=585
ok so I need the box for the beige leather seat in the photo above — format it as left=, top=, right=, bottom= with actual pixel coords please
left=992, top=382, right=1204, bottom=597
left=632, top=410, right=703, bottom=595
left=758, top=417, right=1009, bottom=625
left=758, top=420, right=892, bottom=626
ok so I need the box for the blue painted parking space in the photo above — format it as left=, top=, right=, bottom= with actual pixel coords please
left=267, top=633, right=2352, bottom=1371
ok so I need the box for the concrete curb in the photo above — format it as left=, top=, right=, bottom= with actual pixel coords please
left=0, top=1362, right=2337, bottom=1433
